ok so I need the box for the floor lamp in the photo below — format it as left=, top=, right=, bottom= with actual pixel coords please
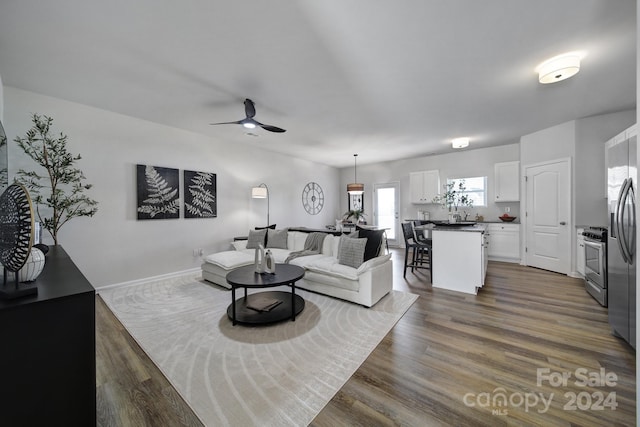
left=251, top=183, right=270, bottom=226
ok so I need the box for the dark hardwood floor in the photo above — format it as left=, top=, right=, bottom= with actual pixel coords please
left=96, top=249, right=636, bottom=426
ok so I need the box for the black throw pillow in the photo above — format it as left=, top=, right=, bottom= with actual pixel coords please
left=356, top=227, right=385, bottom=261
left=255, top=224, right=277, bottom=230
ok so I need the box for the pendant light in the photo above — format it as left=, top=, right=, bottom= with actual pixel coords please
left=347, top=154, right=364, bottom=195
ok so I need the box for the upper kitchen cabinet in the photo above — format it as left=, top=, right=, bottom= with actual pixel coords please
left=494, top=161, right=520, bottom=202
left=410, top=170, right=440, bottom=204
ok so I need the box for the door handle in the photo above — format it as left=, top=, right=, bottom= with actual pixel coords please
left=621, top=179, right=635, bottom=261
left=617, top=178, right=631, bottom=263
left=559, top=221, right=566, bottom=225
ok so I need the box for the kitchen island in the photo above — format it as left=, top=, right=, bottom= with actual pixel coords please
left=431, top=223, right=488, bottom=295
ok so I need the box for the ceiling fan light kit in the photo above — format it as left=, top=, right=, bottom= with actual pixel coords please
left=537, top=52, right=583, bottom=84
left=452, top=137, right=470, bottom=149
left=210, top=99, right=286, bottom=133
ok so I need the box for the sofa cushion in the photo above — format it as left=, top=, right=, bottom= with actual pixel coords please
left=288, top=253, right=328, bottom=268
left=204, top=251, right=253, bottom=269
left=231, top=240, right=248, bottom=251
left=288, top=231, right=309, bottom=252
left=356, top=227, right=385, bottom=261
left=302, top=270, right=360, bottom=292
left=356, top=253, right=391, bottom=274
left=246, top=229, right=267, bottom=249
left=266, top=228, right=288, bottom=249
left=304, top=257, right=359, bottom=281
left=337, top=235, right=367, bottom=268
left=321, top=234, right=336, bottom=256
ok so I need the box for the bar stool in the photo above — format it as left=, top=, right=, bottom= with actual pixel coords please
left=401, top=222, right=431, bottom=278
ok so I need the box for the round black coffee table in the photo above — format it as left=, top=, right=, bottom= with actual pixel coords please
left=226, top=263, right=305, bottom=325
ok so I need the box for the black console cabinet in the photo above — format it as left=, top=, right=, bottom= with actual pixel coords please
left=0, top=246, right=96, bottom=426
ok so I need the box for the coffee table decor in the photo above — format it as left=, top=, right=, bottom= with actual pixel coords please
left=0, top=183, right=38, bottom=299
left=226, top=263, right=305, bottom=325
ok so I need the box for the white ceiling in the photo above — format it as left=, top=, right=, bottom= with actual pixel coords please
left=0, top=0, right=635, bottom=167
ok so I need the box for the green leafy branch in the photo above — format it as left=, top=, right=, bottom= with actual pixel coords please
left=432, top=180, right=474, bottom=211
left=14, top=114, right=98, bottom=244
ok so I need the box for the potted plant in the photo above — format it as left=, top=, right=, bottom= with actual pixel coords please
left=343, top=209, right=366, bottom=224
left=14, top=114, right=99, bottom=245
left=432, top=180, right=473, bottom=222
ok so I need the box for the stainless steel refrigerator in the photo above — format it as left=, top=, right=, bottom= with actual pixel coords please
left=607, top=128, right=636, bottom=349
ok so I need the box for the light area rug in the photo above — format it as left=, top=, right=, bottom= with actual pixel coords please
left=99, top=275, right=418, bottom=427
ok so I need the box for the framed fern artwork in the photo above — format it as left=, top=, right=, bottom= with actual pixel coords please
left=183, top=170, right=217, bottom=218
left=136, top=164, right=180, bottom=220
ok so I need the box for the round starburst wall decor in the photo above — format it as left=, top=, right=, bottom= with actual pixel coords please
left=0, top=184, right=35, bottom=272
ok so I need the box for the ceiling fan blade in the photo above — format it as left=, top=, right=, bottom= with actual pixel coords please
left=209, top=120, right=243, bottom=126
left=244, top=99, right=256, bottom=119
left=258, top=123, right=287, bottom=133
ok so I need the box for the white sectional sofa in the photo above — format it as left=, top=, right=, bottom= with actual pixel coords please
left=201, top=230, right=392, bottom=307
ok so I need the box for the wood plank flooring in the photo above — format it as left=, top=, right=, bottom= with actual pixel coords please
left=96, top=249, right=636, bottom=426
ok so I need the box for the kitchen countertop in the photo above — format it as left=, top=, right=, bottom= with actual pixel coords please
left=418, top=223, right=487, bottom=232
left=408, top=219, right=520, bottom=225
left=433, top=224, right=487, bottom=232
left=481, top=220, right=521, bottom=224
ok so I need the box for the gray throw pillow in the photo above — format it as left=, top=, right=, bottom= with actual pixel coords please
left=266, top=229, right=288, bottom=249
left=337, top=235, right=367, bottom=268
left=246, top=229, right=267, bottom=249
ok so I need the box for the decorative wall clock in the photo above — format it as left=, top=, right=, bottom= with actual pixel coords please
left=302, top=182, right=324, bottom=215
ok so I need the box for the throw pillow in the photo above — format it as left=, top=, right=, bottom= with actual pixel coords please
left=337, top=235, right=367, bottom=268
left=266, top=229, right=288, bottom=249
left=246, top=229, right=267, bottom=249
left=356, top=227, right=385, bottom=261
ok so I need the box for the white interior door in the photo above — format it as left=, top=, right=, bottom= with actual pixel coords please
left=524, top=159, right=571, bottom=274
left=373, top=182, right=400, bottom=246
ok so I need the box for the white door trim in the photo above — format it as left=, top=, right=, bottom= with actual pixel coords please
left=522, top=157, right=572, bottom=273
left=373, top=181, right=400, bottom=247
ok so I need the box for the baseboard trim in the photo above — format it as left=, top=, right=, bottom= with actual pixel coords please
left=96, top=267, right=202, bottom=294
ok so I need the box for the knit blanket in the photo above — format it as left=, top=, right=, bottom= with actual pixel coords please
left=285, top=232, right=327, bottom=263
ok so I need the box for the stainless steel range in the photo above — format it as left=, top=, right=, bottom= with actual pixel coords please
left=583, top=226, right=607, bottom=306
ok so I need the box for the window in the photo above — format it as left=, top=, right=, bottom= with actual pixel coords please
left=447, top=176, right=487, bottom=207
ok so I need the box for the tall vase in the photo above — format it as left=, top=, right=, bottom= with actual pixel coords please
left=254, top=244, right=265, bottom=273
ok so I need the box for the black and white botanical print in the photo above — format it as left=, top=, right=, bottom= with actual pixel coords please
left=136, top=164, right=180, bottom=220
left=184, top=170, right=217, bottom=218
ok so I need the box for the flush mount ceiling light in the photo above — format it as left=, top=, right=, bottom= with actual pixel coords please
left=452, top=137, right=470, bottom=149
left=536, top=52, right=584, bottom=84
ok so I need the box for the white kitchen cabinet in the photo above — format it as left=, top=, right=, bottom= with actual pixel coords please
left=410, top=170, right=440, bottom=204
left=494, top=161, right=520, bottom=201
left=487, top=223, right=520, bottom=262
left=432, top=227, right=487, bottom=295
left=576, top=228, right=585, bottom=276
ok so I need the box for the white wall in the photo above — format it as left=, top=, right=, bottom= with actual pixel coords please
left=0, top=73, right=3, bottom=122
left=575, top=110, right=636, bottom=227
left=4, top=87, right=340, bottom=288
left=339, top=143, right=521, bottom=229
left=520, top=110, right=635, bottom=275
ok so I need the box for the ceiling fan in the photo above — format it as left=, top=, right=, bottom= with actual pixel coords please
left=210, top=98, right=286, bottom=133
